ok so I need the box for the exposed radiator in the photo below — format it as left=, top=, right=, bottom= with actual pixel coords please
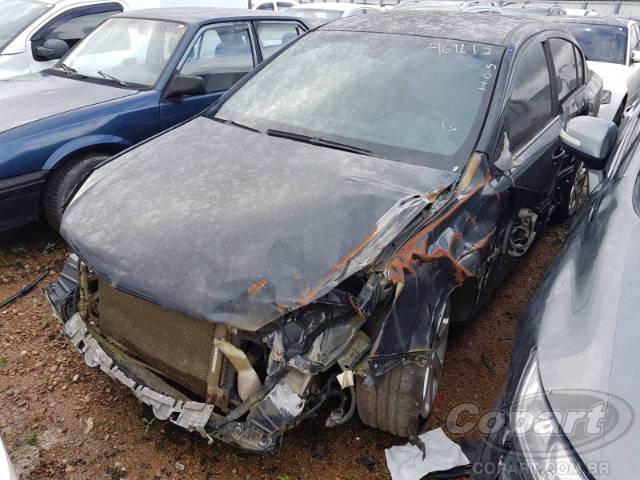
left=98, top=280, right=215, bottom=399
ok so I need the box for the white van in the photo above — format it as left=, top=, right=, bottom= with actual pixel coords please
left=0, top=0, right=249, bottom=79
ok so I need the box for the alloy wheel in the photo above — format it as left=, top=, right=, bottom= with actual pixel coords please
left=421, top=301, right=451, bottom=417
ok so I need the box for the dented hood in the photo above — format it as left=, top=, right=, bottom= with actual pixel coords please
left=61, top=117, right=458, bottom=331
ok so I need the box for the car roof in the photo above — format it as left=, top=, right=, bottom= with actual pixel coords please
left=546, top=15, right=630, bottom=27
left=114, top=7, right=298, bottom=25
left=321, top=10, right=545, bottom=46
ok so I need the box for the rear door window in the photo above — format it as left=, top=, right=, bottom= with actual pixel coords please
left=549, top=38, right=579, bottom=102
left=507, top=42, right=553, bottom=150
left=255, top=21, right=303, bottom=59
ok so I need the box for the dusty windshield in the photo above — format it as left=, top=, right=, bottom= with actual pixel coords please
left=0, top=0, right=51, bottom=51
left=213, top=30, right=503, bottom=170
left=61, top=18, right=186, bottom=88
left=565, top=24, right=627, bottom=65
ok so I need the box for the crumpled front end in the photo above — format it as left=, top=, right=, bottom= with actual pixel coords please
left=45, top=152, right=506, bottom=452
left=46, top=253, right=394, bottom=452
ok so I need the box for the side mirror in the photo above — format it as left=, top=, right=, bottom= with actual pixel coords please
left=561, top=116, right=618, bottom=170
left=36, top=39, right=69, bottom=60
left=632, top=50, right=640, bottom=63
left=165, top=74, right=206, bottom=98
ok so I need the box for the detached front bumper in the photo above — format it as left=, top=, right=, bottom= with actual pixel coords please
left=45, top=255, right=366, bottom=453
left=62, top=313, right=217, bottom=439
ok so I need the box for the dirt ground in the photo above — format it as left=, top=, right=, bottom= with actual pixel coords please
left=0, top=220, right=568, bottom=480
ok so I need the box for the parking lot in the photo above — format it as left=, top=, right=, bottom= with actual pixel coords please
left=0, top=221, right=567, bottom=479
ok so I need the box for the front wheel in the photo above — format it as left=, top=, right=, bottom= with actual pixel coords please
left=552, top=161, right=588, bottom=221
left=355, top=301, right=450, bottom=437
left=43, top=152, right=110, bottom=231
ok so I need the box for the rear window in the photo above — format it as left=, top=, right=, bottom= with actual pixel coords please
left=564, top=24, right=627, bottom=64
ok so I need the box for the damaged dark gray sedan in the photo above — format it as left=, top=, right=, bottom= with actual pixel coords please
left=46, top=12, right=601, bottom=452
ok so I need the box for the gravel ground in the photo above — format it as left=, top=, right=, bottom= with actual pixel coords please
left=0, top=221, right=568, bottom=480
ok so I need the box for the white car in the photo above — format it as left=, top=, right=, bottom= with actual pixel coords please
left=287, top=2, right=381, bottom=27
left=556, top=17, right=640, bottom=123
left=0, top=0, right=129, bottom=79
left=0, top=0, right=251, bottom=80
left=252, top=0, right=298, bottom=12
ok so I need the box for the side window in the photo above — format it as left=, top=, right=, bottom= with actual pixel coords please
left=180, top=23, right=254, bottom=93
left=574, top=45, right=584, bottom=85
left=256, top=2, right=274, bottom=10
left=33, top=7, right=121, bottom=59
left=255, top=21, right=301, bottom=60
left=549, top=38, right=578, bottom=102
left=507, top=42, right=553, bottom=150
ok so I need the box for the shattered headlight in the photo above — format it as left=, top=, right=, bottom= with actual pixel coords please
left=509, top=351, right=589, bottom=480
left=600, top=90, right=612, bottom=105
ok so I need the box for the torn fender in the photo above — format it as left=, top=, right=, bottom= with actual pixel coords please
left=370, top=159, right=502, bottom=369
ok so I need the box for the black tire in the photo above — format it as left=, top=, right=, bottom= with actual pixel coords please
left=43, top=152, right=110, bottom=231
left=552, top=160, right=588, bottom=221
left=356, top=301, right=450, bottom=437
left=356, top=362, right=425, bottom=437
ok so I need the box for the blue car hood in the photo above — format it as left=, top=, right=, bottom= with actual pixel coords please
left=0, top=73, right=137, bottom=133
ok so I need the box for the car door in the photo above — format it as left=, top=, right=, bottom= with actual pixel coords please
left=503, top=37, right=561, bottom=205
left=160, top=22, right=257, bottom=129
left=28, top=3, right=123, bottom=73
left=253, top=20, right=306, bottom=61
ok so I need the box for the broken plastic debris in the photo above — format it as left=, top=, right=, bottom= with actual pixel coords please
left=385, top=428, right=469, bottom=480
left=336, top=370, right=354, bottom=389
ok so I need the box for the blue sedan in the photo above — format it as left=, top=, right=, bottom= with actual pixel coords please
left=0, top=7, right=307, bottom=231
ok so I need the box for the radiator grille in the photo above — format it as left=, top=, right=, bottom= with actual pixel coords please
left=98, top=280, right=215, bottom=398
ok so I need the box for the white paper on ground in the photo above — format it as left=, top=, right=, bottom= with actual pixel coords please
left=385, top=428, right=469, bottom=480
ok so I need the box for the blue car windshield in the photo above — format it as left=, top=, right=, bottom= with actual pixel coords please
left=565, top=24, right=628, bottom=65
left=213, top=30, right=503, bottom=171
left=0, top=0, right=51, bottom=52
left=62, top=18, right=186, bottom=88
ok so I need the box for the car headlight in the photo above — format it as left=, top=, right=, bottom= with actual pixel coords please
left=509, top=351, right=589, bottom=479
left=600, top=90, right=612, bottom=105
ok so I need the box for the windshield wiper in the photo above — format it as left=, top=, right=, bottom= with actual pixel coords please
left=56, top=62, right=77, bottom=74
left=215, top=117, right=261, bottom=133
left=97, top=70, right=128, bottom=87
left=266, top=129, right=372, bottom=156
